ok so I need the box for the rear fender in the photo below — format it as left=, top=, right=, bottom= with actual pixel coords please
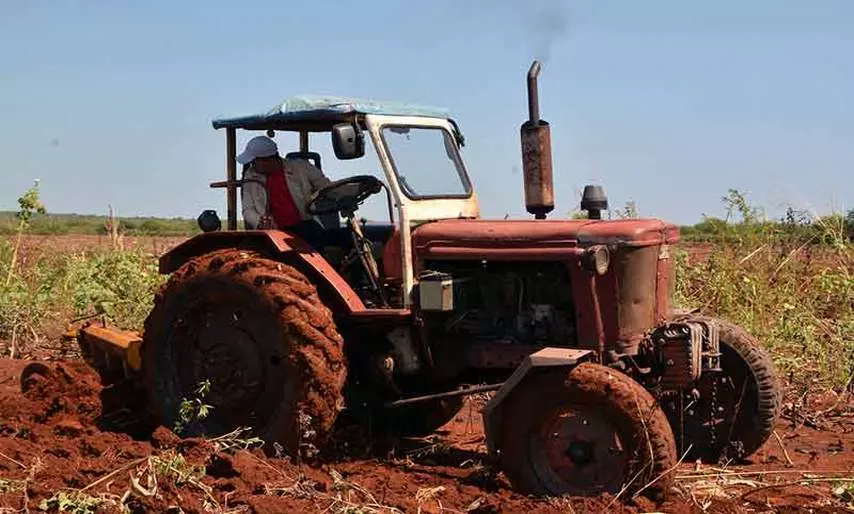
left=482, top=347, right=595, bottom=456
left=159, top=230, right=367, bottom=314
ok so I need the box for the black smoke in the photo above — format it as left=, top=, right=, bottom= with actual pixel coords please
left=524, top=1, right=570, bottom=64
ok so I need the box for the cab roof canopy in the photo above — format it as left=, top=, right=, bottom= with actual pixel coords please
left=211, top=95, right=453, bottom=132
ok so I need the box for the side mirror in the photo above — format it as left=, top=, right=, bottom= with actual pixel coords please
left=331, top=123, right=365, bottom=160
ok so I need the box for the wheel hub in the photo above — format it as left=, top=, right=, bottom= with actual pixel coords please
left=173, top=304, right=273, bottom=432
left=566, top=440, right=594, bottom=467
left=194, top=323, right=263, bottom=407
left=532, top=406, right=628, bottom=494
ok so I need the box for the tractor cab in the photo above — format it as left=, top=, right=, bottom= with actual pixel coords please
left=206, top=96, right=481, bottom=308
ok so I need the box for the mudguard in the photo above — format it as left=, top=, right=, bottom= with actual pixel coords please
left=482, top=347, right=594, bottom=456
left=158, top=230, right=368, bottom=314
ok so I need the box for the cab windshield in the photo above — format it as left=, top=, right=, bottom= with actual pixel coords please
left=381, top=125, right=471, bottom=199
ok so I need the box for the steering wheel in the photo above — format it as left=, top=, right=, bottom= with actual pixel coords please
left=306, top=174, right=390, bottom=307
left=307, top=175, right=384, bottom=217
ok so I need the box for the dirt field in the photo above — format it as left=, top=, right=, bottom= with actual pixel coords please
left=0, top=358, right=848, bottom=513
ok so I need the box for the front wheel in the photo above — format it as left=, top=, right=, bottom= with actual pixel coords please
left=496, top=362, right=677, bottom=500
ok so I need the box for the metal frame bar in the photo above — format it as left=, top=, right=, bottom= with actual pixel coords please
left=226, top=128, right=237, bottom=230
left=363, top=114, right=480, bottom=307
left=383, top=383, right=502, bottom=408
left=299, top=130, right=309, bottom=153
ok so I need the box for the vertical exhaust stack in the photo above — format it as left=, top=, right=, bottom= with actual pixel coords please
left=520, top=60, right=555, bottom=220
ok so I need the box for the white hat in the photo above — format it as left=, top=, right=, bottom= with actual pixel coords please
left=236, top=136, right=278, bottom=165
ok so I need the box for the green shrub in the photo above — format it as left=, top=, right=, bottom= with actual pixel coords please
left=0, top=244, right=164, bottom=356
left=674, top=192, right=853, bottom=392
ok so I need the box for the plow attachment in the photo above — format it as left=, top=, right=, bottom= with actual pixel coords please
left=12, top=320, right=144, bottom=396
left=67, top=320, right=144, bottom=384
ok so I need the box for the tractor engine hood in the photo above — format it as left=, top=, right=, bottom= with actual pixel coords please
left=411, top=218, right=680, bottom=261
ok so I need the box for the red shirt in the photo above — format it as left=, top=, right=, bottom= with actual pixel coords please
left=266, top=170, right=302, bottom=228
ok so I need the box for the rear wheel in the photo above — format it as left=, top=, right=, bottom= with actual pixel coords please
left=497, top=362, right=677, bottom=500
left=142, top=249, right=346, bottom=458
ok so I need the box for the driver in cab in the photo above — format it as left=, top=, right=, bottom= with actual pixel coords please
left=238, top=135, right=331, bottom=250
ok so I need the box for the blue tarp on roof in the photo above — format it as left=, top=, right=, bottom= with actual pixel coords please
left=212, top=95, right=451, bottom=129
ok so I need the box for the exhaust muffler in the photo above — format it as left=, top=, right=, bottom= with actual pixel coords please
left=520, top=60, right=555, bottom=220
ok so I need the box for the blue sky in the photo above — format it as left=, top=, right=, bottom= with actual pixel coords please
left=1, top=0, right=852, bottom=225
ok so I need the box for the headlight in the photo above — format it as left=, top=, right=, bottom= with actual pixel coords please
left=581, top=245, right=610, bottom=276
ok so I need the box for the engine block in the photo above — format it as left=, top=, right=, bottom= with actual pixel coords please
left=419, top=261, right=576, bottom=347
left=652, top=320, right=721, bottom=389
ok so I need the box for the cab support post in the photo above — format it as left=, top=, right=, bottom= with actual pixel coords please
left=299, top=130, right=309, bottom=153
left=226, top=127, right=237, bottom=230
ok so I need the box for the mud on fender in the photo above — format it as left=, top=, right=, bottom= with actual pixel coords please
left=481, top=347, right=594, bottom=456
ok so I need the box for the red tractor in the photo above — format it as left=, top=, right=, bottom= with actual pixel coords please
left=73, top=61, right=781, bottom=499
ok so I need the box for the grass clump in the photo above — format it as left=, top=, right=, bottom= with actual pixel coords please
left=39, top=490, right=112, bottom=514
left=0, top=242, right=164, bottom=357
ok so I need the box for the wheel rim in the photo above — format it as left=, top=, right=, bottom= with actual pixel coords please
left=529, top=404, right=629, bottom=495
left=166, top=294, right=283, bottom=436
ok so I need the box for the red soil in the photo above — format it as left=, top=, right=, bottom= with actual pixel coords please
left=0, top=359, right=848, bottom=513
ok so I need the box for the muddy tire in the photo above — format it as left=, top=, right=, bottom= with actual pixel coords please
left=667, top=314, right=782, bottom=462
left=141, top=248, right=346, bottom=458
left=497, top=362, right=677, bottom=500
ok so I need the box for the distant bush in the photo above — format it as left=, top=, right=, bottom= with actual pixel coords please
left=679, top=189, right=853, bottom=246
left=0, top=211, right=201, bottom=236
